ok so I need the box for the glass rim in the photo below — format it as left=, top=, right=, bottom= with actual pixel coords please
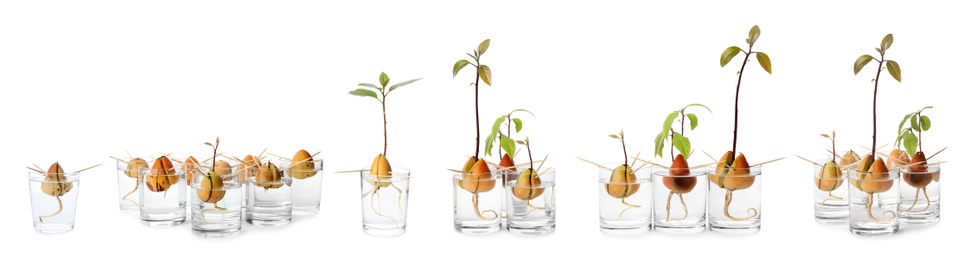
left=27, top=171, right=80, bottom=178
left=846, top=171, right=900, bottom=181
left=651, top=164, right=708, bottom=177
left=280, top=159, right=324, bottom=172
left=897, top=161, right=942, bottom=173
left=247, top=176, right=293, bottom=185
left=360, top=166, right=411, bottom=182
left=114, top=157, right=155, bottom=170
left=451, top=171, right=499, bottom=181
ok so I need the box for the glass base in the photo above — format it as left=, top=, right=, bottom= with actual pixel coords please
left=141, top=219, right=185, bottom=227
left=364, top=225, right=406, bottom=237
left=292, top=206, right=319, bottom=215
left=506, top=221, right=556, bottom=236
left=850, top=225, right=899, bottom=237
left=655, top=223, right=706, bottom=234
left=900, top=215, right=939, bottom=225
left=600, top=219, right=652, bottom=234
left=34, top=223, right=73, bottom=234
left=193, top=228, right=241, bottom=238
left=247, top=218, right=290, bottom=227
left=120, top=207, right=139, bottom=214
left=709, top=220, right=760, bottom=234
left=454, top=221, right=501, bottom=234
left=815, top=216, right=849, bottom=224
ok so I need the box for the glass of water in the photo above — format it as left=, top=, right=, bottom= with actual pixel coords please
left=191, top=163, right=242, bottom=238
left=139, top=157, right=186, bottom=227
left=246, top=163, right=292, bottom=227
left=115, top=157, right=151, bottom=213
left=848, top=167, right=900, bottom=236
left=282, top=159, right=323, bottom=214
left=360, top=167, right=410, bottom=236
left=506, top=167, right=556, bottom=235
left=598, top=163, right=652, bottom=234
left=28, top=170, right=81, bottom=233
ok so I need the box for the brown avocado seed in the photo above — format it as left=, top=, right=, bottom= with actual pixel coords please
left=124, top=158, right=147, bottom=179
left=197, top=171, right=226, bottom=204
left=288, top=149, right=318, bottom=180
left=605, top=164, right=639, bottom=198
left=512, top=168, right=544, bottom=201
left=859, top=157, right=893, bottom=194
left=839, top=150, right=860, bottom=168
left=238, top=155, right=259, bottom=182
left=663, top=154, right=696, bottom=194
left=886, top=150, right=909, bottom=169
left=214, top=160, right=232, bottom=181
left=146, top=156, right=177, bottom=193
left=255, top=162, right=283, bottom=190
left=904, top=151, right=932, bottom=188
left=458, top=158, right=495, bottom=194
left=369, top=154, right=392, bottom=188
left=814, top=161, right=843, bottom=192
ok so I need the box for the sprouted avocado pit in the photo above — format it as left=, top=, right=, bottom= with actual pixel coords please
left=577, top=130, right=649, bottom=219
left=28, top=162, right=100, bottom=223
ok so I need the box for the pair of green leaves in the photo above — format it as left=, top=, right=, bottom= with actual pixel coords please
left=895, top=106, right=933, bottom=155
left=485, top=109, right=535, bottom=158
left=653, top=104, right=711, bottom=159
left=853, top=34, right=901, bottom=82
left=452, top=39, right=493, bottom=86
left=720, top=25, right=772, bottom=74
left=349, top=72, right=423, bottom=103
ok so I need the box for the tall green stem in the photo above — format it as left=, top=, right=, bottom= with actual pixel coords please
left=732, top=47, right=753, bottom=157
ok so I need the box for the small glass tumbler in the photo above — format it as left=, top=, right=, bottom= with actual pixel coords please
left=139, top=163, right=186, bottom=227
left=116, top=157, right=150, bottom=213
left=453, top=171, right=502, bottom=234
left=360, top=167, right=410, bottom=236
left=653, top=166, right=706, bottom=234
left=506, top=167, right=556, bottom=235
left=812, top=160, right=849, bottom=224
left=28, top=170, right=80, bottom=233
left=707, top=165, right=762, bottom=234
left=246, top=172, right=293, bottom=227
left=899, top=163, right=940, bottom=225
left=598, top=163, right=652, bottom=234
left=191, top=164, right=243, bottom=238
left=848, top=168, right=900, bottom=236
left=282, top=159, right=323, bottom=214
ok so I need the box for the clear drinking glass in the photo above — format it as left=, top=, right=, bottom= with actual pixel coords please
left=653, top=166, right=706, bottom=234
left=191, top=163, right=243, bottom=238
left=812, top=160, right=848, bottom=224
left=899, top=163, right=940, bottom=225
left=453, top=171, right=502, bottom=234
left=116, top=157, right=151, bottom=213
left=360, top=167, right=410, bottom=236
left=848, top=168, right=900, bottom=236
left=282, top=159, right=323, bottom=214
left=28, top=170, right=80, bottom=233
left=139, top=161, right=186, bottom=227
left=707, top=165, right=761, bottom=234
left=246, top=167, right=293, bottom=227
left=506, top=167, right=556, bottom=235
left=598, top=163, right=652, bottom=234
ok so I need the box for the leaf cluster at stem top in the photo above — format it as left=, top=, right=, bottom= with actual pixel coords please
left=654, top=103, right=711, bottom=160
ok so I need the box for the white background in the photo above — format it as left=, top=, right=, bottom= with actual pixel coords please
left=0, top=0, right=970, bottom=258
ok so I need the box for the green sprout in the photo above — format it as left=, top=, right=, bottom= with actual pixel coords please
left=349, top=72, right=423, bottom=155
